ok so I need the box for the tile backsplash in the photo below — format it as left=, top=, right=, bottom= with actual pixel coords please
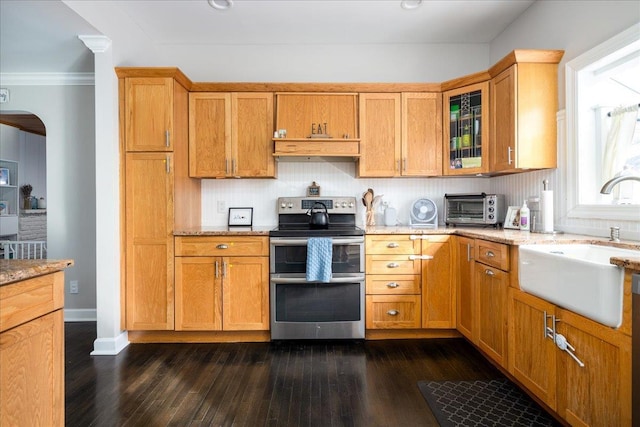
left=201, top=161, right=488, bottom=227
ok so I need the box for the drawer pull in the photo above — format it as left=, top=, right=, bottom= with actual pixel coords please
left=485, top=269, right=495, bottom=276
left=387, top=242, right=400, bottom=248
left=387, top=262, right=400, bottom=269
left=386, top=282, right=400, bottom=289
left=387, top=310, right=399, bottom=316
left=216, top=244, right=229, bottom=250
left=486, top=250, right=495, bottom=258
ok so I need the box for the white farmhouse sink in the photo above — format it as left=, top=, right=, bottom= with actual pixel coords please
left=518, top=244, right=639, bottom=328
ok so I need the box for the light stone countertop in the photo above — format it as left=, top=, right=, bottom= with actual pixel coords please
left=174, top=225, right=640, bottom=270
left=0, top=259, right=74, bottom=286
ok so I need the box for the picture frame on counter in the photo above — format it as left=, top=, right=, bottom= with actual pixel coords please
left=504, top=206, right=521, bottom=229
left=228, top=207, right=253, bottom=227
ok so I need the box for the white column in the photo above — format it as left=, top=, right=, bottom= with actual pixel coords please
left=78, top=35, right=129, bottom=355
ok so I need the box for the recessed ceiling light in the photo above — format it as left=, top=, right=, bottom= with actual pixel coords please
left=401, top=0, right=422, bottom=10
left=208, top=0, right=233, bottom=11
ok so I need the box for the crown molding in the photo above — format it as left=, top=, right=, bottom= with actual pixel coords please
left=0, top=73, right=94, bottom=86
left=79, top=35, right=112, bottom=53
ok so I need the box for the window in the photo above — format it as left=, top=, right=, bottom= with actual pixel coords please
left=566, top=23, right=640, bottom=221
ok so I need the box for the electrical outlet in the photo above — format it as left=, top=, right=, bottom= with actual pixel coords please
left=217, top=200, right=226, bottom=214
left=70, top=280, right=79, bottom=294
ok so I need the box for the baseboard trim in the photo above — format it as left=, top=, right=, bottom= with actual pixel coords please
left=91, top=331, right=130, bottom=356
left=64, top=308, right=97, bottom=322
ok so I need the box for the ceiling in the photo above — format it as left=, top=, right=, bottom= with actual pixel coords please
left=1, top=0, right=536, bottom=75
left=0, top=0, right=537, bottom=136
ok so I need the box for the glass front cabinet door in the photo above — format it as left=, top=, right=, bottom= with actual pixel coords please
left=443, top=82, right=489, bottom=175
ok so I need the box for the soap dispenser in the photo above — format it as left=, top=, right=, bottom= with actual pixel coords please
left=519, top=200, right=530, bottom=231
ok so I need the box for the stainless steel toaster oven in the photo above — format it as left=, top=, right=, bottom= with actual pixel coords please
left=444, top=193, right=505, bottom=227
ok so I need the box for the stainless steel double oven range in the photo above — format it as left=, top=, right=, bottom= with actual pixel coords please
left=269, top=196, right=365, bottom=340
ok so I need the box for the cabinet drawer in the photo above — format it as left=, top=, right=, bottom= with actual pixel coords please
left=366, top=275, right=421, bottom=295
left=476, top=240, right=509, bottom=271
left=365, top=295, right=421, bottom=329
left=366, top=255, right=421, bottom=275
left=0, top=271, right=64, bottom=333
left=366, top=235, right=420, bottom=255
left=175, top=236, right=268, bottom=257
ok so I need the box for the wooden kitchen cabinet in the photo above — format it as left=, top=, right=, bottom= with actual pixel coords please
left=124, top=77, right=175, bottom=152
left=442, top=82, right=489, bottom=176
left=456, top=236, right=475, bottom=341
left=489, top=50, right=563, bottom=173
left=365, top=234, right=453, bottom=330
left=174, top=236, right=269, bottom=331
left=420, top=235, right=454, bottom=329
left=273, top=92, right=360, bottom=158
left=508, top=288, right=557, bottom=410
left=189, top=92, right=275, bottom=178
left=365, top=235, right=421, bottom=329
left=1, top=271, right=65, bottom=427
left=118, top=69, right=201, bottom=331
left=358, top=93, right=401, bottom=177
left=507, top=287, right=632, bottom=426
left=555, top=307, right=631, bottom=426
left=358, top=93, right=442, bottom=177
left=125, top=152, right=175, bottom=330
left=475, top=239, right=509, bottom=367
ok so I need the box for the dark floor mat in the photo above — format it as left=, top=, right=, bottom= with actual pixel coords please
left=418, top=378, right=560, bottom=427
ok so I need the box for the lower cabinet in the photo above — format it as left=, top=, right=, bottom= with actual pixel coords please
left=508, top=287, right=632, bottom=426
left=174, top=236, right=269, bottom=331
left=474, top=240, right=510, bottom=367
left=365, top=234, right=453, bottom=331
left=0, top=271, right=65, bottom=427
left=455, top=236, right=475, bottom=340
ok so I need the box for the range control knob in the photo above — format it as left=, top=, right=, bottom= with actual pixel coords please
left=287, top=202, right=294, bottom=209
left=280, top=202, right=287, bottom=209
left=342, top=202, right=347, bottom=208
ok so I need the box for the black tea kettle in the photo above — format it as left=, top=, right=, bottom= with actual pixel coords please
left=307, top=202, right=330, bottom=229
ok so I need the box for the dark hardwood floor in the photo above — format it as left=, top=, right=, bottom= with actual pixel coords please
left=65, top=323, right=503, bottom=427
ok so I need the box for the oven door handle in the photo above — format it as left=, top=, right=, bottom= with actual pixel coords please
left=271, top=275, right=365, bottom=284
left=270, top=237, right=364, bottom=246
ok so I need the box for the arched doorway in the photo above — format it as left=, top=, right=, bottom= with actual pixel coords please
left=0, top=111, right=47, bottom=258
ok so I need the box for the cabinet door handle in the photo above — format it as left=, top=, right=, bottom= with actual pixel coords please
left=387, top=309, right=399, bottom=316
left=222, top=261, right=228, bottom=278
left=486, top=250, right=495, bottom=258
left=216, top=244, right=228, bottom=250
left=387, top=262, right=400, bottom=269
left=467, top=243, right=472, bottom=262
left=507, top=146, right=513, bottom=165
left=396, top=159, right=401, bottom=173
left=484, top=269, right=495, bottom=276
left=232, top=159, right=236, bottom=174
left=387, top=242, right=400, bottom=248
left=409, top=235, right=429, bottom=240
left=225, top=159, right=230, bottom=175
left=402, top=158, right=407, bottom=172
left=165, top=156, right=170, bottom=174
left=215, top=260, right=219, bottom=279
left=165, top=130, right=170, bottom=147
left=386, top=282, right=400, bottom=289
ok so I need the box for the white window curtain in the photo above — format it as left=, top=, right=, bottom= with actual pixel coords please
left=602, top=104, right=638, bottom=180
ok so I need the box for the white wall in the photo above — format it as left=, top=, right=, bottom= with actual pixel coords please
left=0, top=86, right=97, bottom=311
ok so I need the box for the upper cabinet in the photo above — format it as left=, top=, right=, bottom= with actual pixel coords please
left=273, top=93, right=360, bottom=158
left=442, top=81, right=489, bottom=176
left=489, top=50, right=564, bottom=173
left=189, top=92, right=275, bottom=178
left=358, top=92, right=442, bottom=177
left=124, top=77, right=175, bottom=152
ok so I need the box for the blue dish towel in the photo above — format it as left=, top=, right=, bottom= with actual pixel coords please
left=306, top=237, right=333, bottom=283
